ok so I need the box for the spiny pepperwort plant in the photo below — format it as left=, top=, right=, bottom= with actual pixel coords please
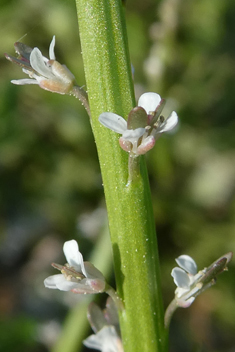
left=5, top=6, right=232, bottom=351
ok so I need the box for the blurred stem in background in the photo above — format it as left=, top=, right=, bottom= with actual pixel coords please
left=75, top=0, right=167, bottom=351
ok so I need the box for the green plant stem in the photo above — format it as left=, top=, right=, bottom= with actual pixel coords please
left=105, top=284, right=125, bottom=312
left=71, top=85, right=90, bottom=116
left=127, top=155, right=140, bottom=184
left=164, top=299, right=178, bottom=329
left=75, top=0, right=167, bottom=350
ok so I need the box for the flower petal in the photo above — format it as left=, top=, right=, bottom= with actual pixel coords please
left=30, top=48, right=54, bottom=78
left=83, top=330, right=103, bottom=350
left=171, top=267, right=191, bottom=289
left=122, top=127, right=145, bottom=142
left=11, top=78, right=39, bottom=85
left=44, top=274, right=66, bottom=289
left=55, top=279, right=80, bottom=291
left=99, top=113, right=127, bottom=134
left=159, top=111, right=178, bottom=133
left=44, top=273, right=82, bottom=291
left=63, top=240, right=84, bottom=273
left=138, top=92, right=161, bottom=114
left=83, top=326, right=121, bottom=352
left=49, top=36, right=56, bottom=60
left=175, top=255, right=197, bottom=275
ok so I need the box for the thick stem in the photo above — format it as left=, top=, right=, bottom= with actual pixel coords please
left=75, top=0, right=166, bottom=351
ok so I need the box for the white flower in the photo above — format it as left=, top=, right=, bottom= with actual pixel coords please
left=171, top=255, right=203, bottom=307
left=138, top=92, right=162, bottom=114
left=5, top=36, right=76, bottom=94
left=99, top=112, right=146, bottom=155
left=44, top=240, right=106, bottom=294
left=138, top=92, right=178, bottom=134
left=83, top=326, right=123, bottom=352
left=171, top=252, right=233, bottom=308
left=165, top=252, right=232, bottom=328
left=84, top=298, right=123, bottom=352
left=98, top=92, right=178, bottom=156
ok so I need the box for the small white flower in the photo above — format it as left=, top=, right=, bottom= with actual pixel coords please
left=171, top=255, right=203, bottom=307
left=83, top=326, right=123, bottom=352
left=138, top=92, right=178, bottom=135
left=165, top=252, right=232, bottom=327
left=5, top=36, right=76, bottom=94
left=87, top=297, right=120, bottom=334
left=171, top=252, right=232, bottom=308
left=99, top=112, right=146, bottom=155
left=83, top=297, right=123, bottom=352
left=138, top=92, right=162, bottom=114
left=44, top=240, right=106, bottom=294
left=84, top=298, right=123, bottom=352
left=99, top=92, right=178, bottom=156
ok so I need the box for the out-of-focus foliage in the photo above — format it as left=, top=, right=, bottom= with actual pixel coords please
left=0, top=0, right=234, bottom=351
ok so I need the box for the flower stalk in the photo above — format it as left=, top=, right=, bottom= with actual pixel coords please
left=75, top=0, right=166, bottom=351
left=128, top=156, right=140, bottom=184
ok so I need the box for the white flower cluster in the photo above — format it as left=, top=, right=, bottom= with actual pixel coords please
left=171, top=253, right=232, bottom=308
left=5, top=36, right=76, bottom=94
left=99, top=92, right=178, bottom=157
left=84, top=298, right=123, bottom=352
left=44, top=240, right=106, bottom=294
left=44, top=240, right=124, bottom=351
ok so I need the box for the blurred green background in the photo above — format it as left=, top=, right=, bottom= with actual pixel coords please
left=0, top=0, right=235, bottom=351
